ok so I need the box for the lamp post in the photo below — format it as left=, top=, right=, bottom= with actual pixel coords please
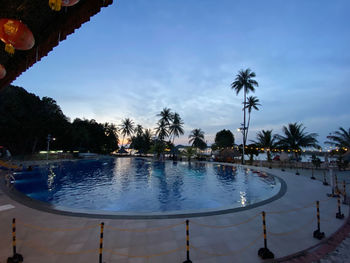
left=237, top=123, right=247, bottom=165
left=46, top=134, right=56, bottom=162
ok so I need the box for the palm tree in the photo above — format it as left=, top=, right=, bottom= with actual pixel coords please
left=245, top=96, right=261, bottom=144
left=276, top=123, right=319, bottom=160
left=157, top=107, right=174, bottom=126
left=169, top=112, right=184, bottom=144
left=135, top=124, right=143, bottom=137
left=155, top=119, right=169, bottom=141
left=325, top=127, right=350, bottom=149
left=231, top=68, right=259, bottom=164
left=189, top=128, right=207, bottom=150
left=119, top=118, right=135, bottom=148
left=252, top=130, right=276, bottom=162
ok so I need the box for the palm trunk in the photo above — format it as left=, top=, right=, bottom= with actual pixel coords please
left=242, top=88, right=247, bottom=164
left=245, top=111, right=251, bottom=146
left=121, top=134, right=125, bottom=148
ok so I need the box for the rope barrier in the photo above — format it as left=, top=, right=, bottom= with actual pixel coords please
left=267, top=197, right=332, bottom=215
left=104, top=246, right=185, bottom=258
left=267, top=217, right=315, bottom=236
left=17, top=220, right=99, bottom=232
left=17, top=239, right=98, bottom=255
left=189, top=212, right=260, bottom=228
left=190, top=234, right=262, bottom=257
left=104, top=221, right=185, bottom=232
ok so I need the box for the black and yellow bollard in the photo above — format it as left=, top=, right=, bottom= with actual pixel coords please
left=334, top=174, right=340, bottom=197
left=183, top=220, right=192, bottom=263
left=336, top=196, right=344, bottom=219
left=342, top=180, right=347, bottom=204
left=313, top=201, right=325, bottom=240
left=258, top=211, right=274, bottom=259
left=99, top=222, right=104, bottom=263
left=7, top=218, right=23, bottom=263
left=323, top=171, right=329, bottom=186
left=311, top=168, right=316, bottom=180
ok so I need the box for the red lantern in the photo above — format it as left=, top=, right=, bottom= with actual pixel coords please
left=49, top=0, right=80, bottom=11
left=0, top=19, right=35, bottom=55
left=0, top=64, right=6, bottom=79
left=62, top=0, right=80, bottom=7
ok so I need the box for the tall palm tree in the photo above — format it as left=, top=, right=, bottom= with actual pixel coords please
left=231, top=68, right=259, bottom=164
left=189, top=128, right=207, bottom=150
left=252, top=130, right=276, bottom=162
left=276, top=123, right=319, bottom=159
left=119, top=118, right=135, bottom=148
left=157, top=107, right=174, bottom=126
left=169, top=112, right=184, bottom=144
left=155, top=119, right=169, bottom=141
left=325, top=127, right=350, bottom=149
left=245, top=96, right=261, bottom=144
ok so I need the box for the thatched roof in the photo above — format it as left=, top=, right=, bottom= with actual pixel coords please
left=0, top=0, right=113, bottom=89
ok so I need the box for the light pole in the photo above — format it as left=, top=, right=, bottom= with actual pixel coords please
left=46, top=134, right=56, bottom=162
left=237, top=124, right=247, bottom=165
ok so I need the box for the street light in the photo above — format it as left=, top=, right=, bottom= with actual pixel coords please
left=46, top=134, right=56, bottom=162
left=237, top=123, right=247, bottom=164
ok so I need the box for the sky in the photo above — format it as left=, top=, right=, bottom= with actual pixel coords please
left=13, top=0, right=350, bottom=147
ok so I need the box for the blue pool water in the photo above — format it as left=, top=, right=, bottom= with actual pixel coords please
left=13, top=158, right=281, bottom=213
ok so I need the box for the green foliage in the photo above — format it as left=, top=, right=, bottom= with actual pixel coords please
left=252, top=130, right=276, bottom=161
left=326, top=127, right=350, bottom=149
left=276, top=123, right=319, bottom=152
left=130, top=128, right=152, bottom=154
left=0, top=85, right=118, bottom=155
left=189, top=128, right=207, bottom=150
left=212, top=129, right=234, bottom=150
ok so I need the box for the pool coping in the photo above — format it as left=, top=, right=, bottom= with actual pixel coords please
left=0, top=163, right=287, bottom=219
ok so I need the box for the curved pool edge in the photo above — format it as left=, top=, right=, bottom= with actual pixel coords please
left=1, top=167, right=287, bottom=219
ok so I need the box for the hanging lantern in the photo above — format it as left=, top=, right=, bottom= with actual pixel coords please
left=0, top=19, right=35, bottom=55
left=49, top=0, right=80, bottom=11
left=0, top=64, right=6, bottom=79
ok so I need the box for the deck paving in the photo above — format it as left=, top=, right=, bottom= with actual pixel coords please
left=0, top=164, right=348, bottom=263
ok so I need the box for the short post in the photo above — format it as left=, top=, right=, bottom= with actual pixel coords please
left=99, top=222, right=104, bottom=263
left=313, top=201, right=325, bottom=239
left=335, top=174, right=339, bottom=194
left=336, top=196, right=344, bottom=219
left=7, top=218, right=23, bottom=263
left=258, top=211, right=274, bottom=259
left=311, top=168, right=316, bottom=180
left=183, top=220, right=192, bottom=263
left=323, top=171, right=329, bottom=186
left=343, top=181, right=347, bottom=204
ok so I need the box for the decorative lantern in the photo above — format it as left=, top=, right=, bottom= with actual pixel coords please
left=0, top=19, right=35, bottom=55
left=0, top=64, right=6, bottom=79
left=49, top=0, right=80, bottom=11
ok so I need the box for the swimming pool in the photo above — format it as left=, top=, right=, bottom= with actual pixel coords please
left=13, top=158, right=282, bottom=216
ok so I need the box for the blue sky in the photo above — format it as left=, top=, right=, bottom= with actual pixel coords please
left=13, top=0, right=350, bottom=147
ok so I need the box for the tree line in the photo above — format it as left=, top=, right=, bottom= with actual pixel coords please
left=0, top=85, right=118, bottom=155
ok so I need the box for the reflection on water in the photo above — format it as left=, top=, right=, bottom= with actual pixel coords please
left=13, top=158, right=281, bottom=213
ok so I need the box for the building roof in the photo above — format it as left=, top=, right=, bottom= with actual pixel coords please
left=0, top=0, right=113, bottom=89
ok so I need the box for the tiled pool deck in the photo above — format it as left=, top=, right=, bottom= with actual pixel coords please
left=0, top=164, right=348, bottom=263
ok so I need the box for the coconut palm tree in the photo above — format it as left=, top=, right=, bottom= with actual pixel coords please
left=252, top=130, right=276, bottom=162
left=325, top=127, right=350, bottom=149
left=169, top=112, right=184, bottom=144
left=119, top=118, right=135, bottom=148
left=157, top=107, right=174, bottom=126
left=231, top=68, right=259, bottom=164
left=189, top=128, right=207, bottom=150
left=245, top=96, right=261, bottom=144
left=276, top=123, right=319, bottom=159
left=135, top=124, right=143, bottom=137
left=155, top=119, right=169, bottom=141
